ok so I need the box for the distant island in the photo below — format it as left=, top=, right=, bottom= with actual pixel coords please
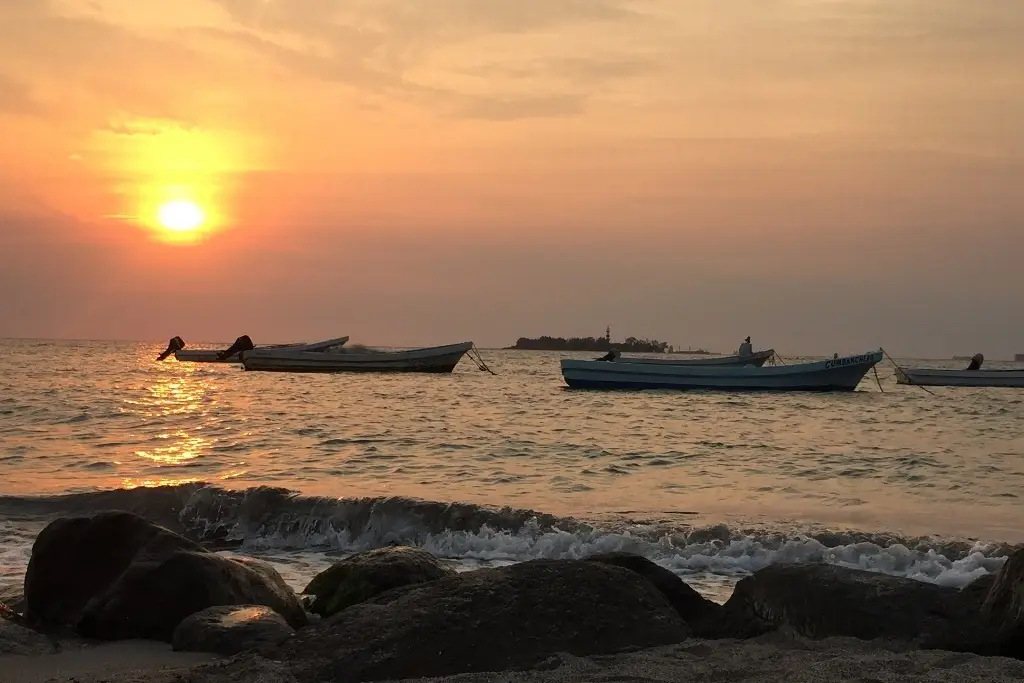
left=508, top=326, right=684, bottom=353
left=509, top=336, right=671, bottom=353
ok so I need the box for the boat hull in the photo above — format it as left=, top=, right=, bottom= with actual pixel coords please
left=174, top=337, right=349, bottom=364
left=896, top=368, right=1024, bottom=388
left=240, top=342, right=474, bottom=374
left=619, top=349, right=774, bottom=367
left=561, top=351, right=882, bottom=392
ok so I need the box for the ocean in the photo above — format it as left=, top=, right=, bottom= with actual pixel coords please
left=1, top=339, right=1022, bottom=602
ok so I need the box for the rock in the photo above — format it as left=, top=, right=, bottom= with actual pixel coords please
left=77, top=550, right=307, bottom=641
left=961, top=572, right=998, bottom=606
left=585, top=552, right=723, bottom=635
left=271, top=559, right=689, bottom=681
left=979, top=549, right=1024, bottom=657
left=303, top=546, right=454, bottom=617
left=24, top=510, right=203, bottom=630
left=721, top=563, right=978, bottom=642
left=0, top=584, right=25, bottom=616
left=179, top=654, right=298, bottom=683
left=173, top=605, right=295, bottom=656
left=0, top=617, right=54, bottom=655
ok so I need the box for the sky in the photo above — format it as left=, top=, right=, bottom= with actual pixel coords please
left=0, top=0, right=1022, bottom=358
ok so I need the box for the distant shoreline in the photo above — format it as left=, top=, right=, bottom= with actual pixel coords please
left=505, top=336, right=695, bottom=354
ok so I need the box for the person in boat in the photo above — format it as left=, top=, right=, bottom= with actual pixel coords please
left=738, top=336, right=753, bottom=357
left=966, top=353, right=984, bottom=371
left=217, top=335, right=255, bottom=361
left=157, top=336, right=185, bottom=361
left=596, top=348, right=621, bottom=362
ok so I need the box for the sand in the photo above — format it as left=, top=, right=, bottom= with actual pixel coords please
left=3, top=634, right=1024, bottom=683
left=0, top=640, right=215, bottom=683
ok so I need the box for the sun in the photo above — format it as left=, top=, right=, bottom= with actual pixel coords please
left=157, top=200, right=205, bottom=232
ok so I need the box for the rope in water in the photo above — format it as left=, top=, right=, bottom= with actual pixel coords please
left=880, top=347, right=937, bottom=397
left=468, top=345, right=497, bottom=375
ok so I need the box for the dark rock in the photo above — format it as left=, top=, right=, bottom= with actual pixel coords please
left=0, top=584, right=25, bottom=616
left=961, top=572, right=998, bottom=607
left=24, top=510, right=203, bottom=630
left=721, top=564, right=978, bottom=642
left=303, top=546, right=454, bottom=616
left=173, top=605, right=295, bottom=656
left=0, top=618, right=55, bottom=655
left=77, top=550, right=307, bottom=642
left=585, top=552, right=723, bottom=635
left=271, top=559, right=689, bottom=681
left=979, top=549, right=1024, bottom=657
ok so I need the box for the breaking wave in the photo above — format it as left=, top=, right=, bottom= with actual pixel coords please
left=0, top=483, right=1016, bottom=589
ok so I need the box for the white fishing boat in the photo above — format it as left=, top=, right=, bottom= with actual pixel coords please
left=173, top=337, right=350, bottom=363
left=896, top=367, right=1024, bottom=388
left=561, top=350, right=883, bottom=391
left=239, top=341, right=475, bottom=374
left=616, top=349, right=775, bottom=367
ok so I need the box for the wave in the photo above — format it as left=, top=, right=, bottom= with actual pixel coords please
left=0, top=483, right=1017, bottom=588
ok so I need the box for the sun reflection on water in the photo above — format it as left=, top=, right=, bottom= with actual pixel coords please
left=135, top=430, right=208, bottom=465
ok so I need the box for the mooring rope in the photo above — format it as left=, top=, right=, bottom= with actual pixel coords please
left=468, top=345, right=497, bottom=375
left=880, top=347, right=937, bottom=397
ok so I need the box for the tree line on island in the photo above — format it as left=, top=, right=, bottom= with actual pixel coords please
left=509, top=335, right=678, bottom=354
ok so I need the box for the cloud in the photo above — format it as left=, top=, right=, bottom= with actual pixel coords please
left=455, top=94, right=585, bottom=121
left=0, top=73, right=44, bottom=117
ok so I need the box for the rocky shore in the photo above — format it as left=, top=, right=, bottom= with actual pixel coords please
left=3, top=510, right=1024, bottom=682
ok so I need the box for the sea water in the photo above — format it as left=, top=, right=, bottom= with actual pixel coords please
left=1, top=339, right=1022, bottom=601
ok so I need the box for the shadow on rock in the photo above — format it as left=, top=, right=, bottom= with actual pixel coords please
left=264, top=558, right=689, bottom=681
left=173, top=605, right=296, bottom=656
left=23, top=511, right=306, bottom=642
left=303, top=546, right=454, bottom=617
left=720, top=563, right=984, bottom=643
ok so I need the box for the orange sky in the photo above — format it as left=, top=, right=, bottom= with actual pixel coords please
left=1, top=0, right=1022, bottom=356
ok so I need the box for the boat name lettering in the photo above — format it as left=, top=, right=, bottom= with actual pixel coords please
left=824, top=354, right=874, bottom=370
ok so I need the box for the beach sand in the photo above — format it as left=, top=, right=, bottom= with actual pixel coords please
left=3, top=634, right=1024, bottom=683
left=0, top=640, right=214, bottom=683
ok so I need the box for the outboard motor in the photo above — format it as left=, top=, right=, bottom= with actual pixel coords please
left=217, top=335, right=255, bottom=361
left=595, top=348, right=621, bottom=362
left=157, top=336, right=186, bottom=361
left=966, top=353, right=984, bottom=371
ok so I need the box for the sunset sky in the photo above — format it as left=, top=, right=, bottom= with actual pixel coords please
left=1, top=0, right=1022, bottom=357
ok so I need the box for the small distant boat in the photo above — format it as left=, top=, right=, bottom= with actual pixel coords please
left=896, top=367, right=1024, bottom=388
left=239, top=341, right=474, bottom=374
left=561, top=350, right=883, bottom=391
left=618, top=349, right=775, bottom=367
left=173, top=337, right=350, bottom=363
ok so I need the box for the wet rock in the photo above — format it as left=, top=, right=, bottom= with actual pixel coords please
left=0, top=584, right=25, bottom=616
left=303, top=546, right=454, bottom=616
left=0, top=617, right=54, bottom=655
left=979, top=549, right=1024, bottom=657
left=24, top=510, right=204, bottom=630
left=173, top=605, right=295, bottom=656
left=721, top=563, right=978, bottom=642
left=585, top=552, right=723, bottom=636
left=961, top=572, right=998, bottom=607
left=271, top=559, right=689, bottom=681
left=179, top=654, right=298, bottom=683
left=77, top=550, right=307, bottom=642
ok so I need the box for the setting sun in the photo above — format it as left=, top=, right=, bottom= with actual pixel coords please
left=157, top=200, right=204, bottom=232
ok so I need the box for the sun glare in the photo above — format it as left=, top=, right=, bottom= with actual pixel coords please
left=157, top=200, right=204, bottom=232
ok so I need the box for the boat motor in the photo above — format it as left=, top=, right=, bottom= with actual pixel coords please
left=157, top=336, right=186, bottom=361
left=217, top=335, right=255, bottom=361
left=595, top=348, right=621, bottom=362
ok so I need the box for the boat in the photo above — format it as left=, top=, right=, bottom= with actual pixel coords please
left=239, top=341, right=474, bottom=373
left=560, top=350, right=883, bottom=391
left=173, top=337, right=349, bottom=363
left=896, top=367, right=1024, bottom=388
left=617, top=349, right=775, bottom=367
